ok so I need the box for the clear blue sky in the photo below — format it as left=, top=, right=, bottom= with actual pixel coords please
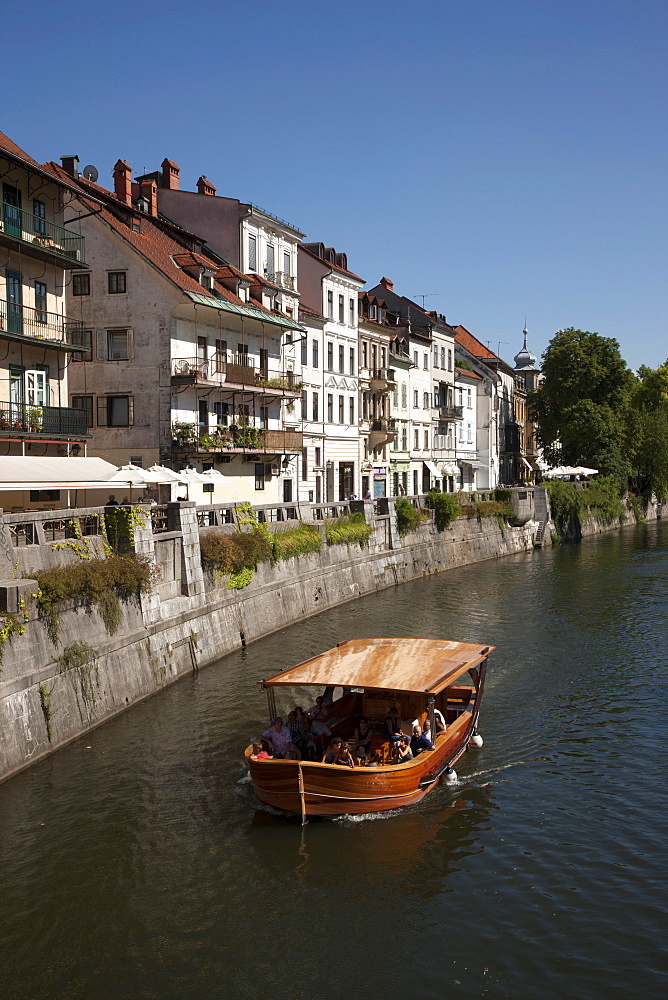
left=8, top=0, right=667, bottom=370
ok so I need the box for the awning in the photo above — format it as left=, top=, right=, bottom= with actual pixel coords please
left=424, top=460, right=442, bottom=478
left=0, top=456, right=122, bottom=490
left=456, top=459, right=483, bottom=470
left=441, top=463, right=459, bottom=476
left=520, top=457, right=533, bottom=471
left=261, top=637, right=495, bottom=695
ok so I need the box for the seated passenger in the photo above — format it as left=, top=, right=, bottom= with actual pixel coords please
left=422, top=718, right=434, bottom=744
left=410, top=725, right=435, bottom=756
left=308, top=696, right=332, bottom=746
left=353, top=716, right=373, bottom=757
left=251, top=742, right=271, bottom=760
left=385, top=706, right=401, bottom=738
left=365, top=748, right=380, bottom=767
left=336, top=741, right=355, bottom=768
left=322, top=737, right=343, bottom=764
left=395, top=735, right=414, bottom=764
left=434, top=708, right=446, bottom=736
left=261, top=717, right=300, bottom=759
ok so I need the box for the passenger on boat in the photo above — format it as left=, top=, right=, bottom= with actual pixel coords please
left=261, top=717, right=300, bottom=759
left=322, top=737, right=343, bottom=764
left=336, top=742, right=355, bottom=768
left=365, top=748, right=380, bottom=767
left=385, top=706, right=401, bottom=738
left=308, top=696, right=332, bottom=747
left=353, top=717, right=373, bottom=757
left=410, top=725, right=435, bottom=756
left=395, top=735, right=414, bottom=764
left=434, top=708, right=446, bottom=736
left=251, top=742, right=271, bottom=759
left=422, top=719, right=434, bottom=743
left=287, top=710, right=307, bottom=753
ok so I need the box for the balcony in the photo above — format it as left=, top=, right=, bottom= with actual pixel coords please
left=369, top=417, right=396, bottom=448
left=264, top=270, right=296, bottom=291
left=171, top=357, right=302, bottom=393
left=0, top=203, right=86, bottom=268
left=436, top=404, right=464, bottom=421
left=0, top=400, right=89, bottom=438
left=369, top=367, right=396, bottom=391
left=0, top=299, right=84, bottom=349
left=172, top=424, right=303, bottom=455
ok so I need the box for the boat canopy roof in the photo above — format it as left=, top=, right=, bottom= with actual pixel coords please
left=260, top=638, right=494, bottom=696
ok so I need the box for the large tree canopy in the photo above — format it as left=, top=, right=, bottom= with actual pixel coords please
left=528, top=328, right=634, bottom=484
left=627, top=360, right=668, bottom=500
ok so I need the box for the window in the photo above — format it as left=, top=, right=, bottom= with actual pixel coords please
left=197, top=336, right=207, bottom=363
left=381, top=347, right=386, bottom=368
left=248, top=234, right=257, bottom=271
left=35, top=281, right=47, bottom=323
left=448, top=349, right=453, bottom=371
left=266, top=243, right=275, bottom=276
left=423, top=353, right=428, bottom=370
left=312, top=391, right=319, bottom=421
left=327, top=290, right=333, bottom=318
left=402, top=426, right=407, bottom=450
left=212, top=401, right=229, bottom=426
left=424, top=429, right=429, bottom=450
left=468, top=388, right=472, bottom=407
left=349, top=396, right=355, bottom=424
left=393, top=387, right=399, bottom=407
left=413, top=389, right=418, bottom=408
left=108, top=271, right=126, bottom=294
left=423, top=392, right=430, bottom=409
left=72, top=273, right=90, bottom=296
left=468, top=422, right=473, bottom=443
left=349, top=347, right=355, bottom=375
left=362, top=392, right=369, bottom=419
left=99, top=329, right=133, bottom=361
left=215, top=339, right=228, bottom=372
left=338, top=395, right=344, bottom=423
left=434, top=345, right=439, bottom=367
left=97, top=395, right=133, bottom=426
left=71, top=395, right=93, bottom=427
left=371, top=344, right=377, bottom=370
left=71, top=329, right=93, bottom=362
left=434, top=386, right=440, bottom=407
left=259, top=404, right=269, bottom=428
left=283, top=250, right=291, bottom=276
left=327, top=342, right=334, bottom=371
left=338, top=294, right=345, bottom=323
left=33, top=200, right=46, bottom=236
left=30, top=490, right=60, bottom=502
left=441, top=346, right=446, bottom=368
left=362, top=341, right=368, bottom=368
left=327, top=393, right=333, bottom=422
left=401, top=383, right=407, bottom=407
left=302, top=447, right=308, bottom=480
left=312, top=340, right=319, bottom=367
left=349, top=298, right=355, bottom=327
left=414, top=429, right=419, bottom=449
left=255, top=463, right=265, bottom=490
left=315, top=446, right=321, bottom=467
left=338, top=344, right=344, bottom=373
left=301, top=338, right=308, bottom=365
left=413, top=350, right=418, bottom=367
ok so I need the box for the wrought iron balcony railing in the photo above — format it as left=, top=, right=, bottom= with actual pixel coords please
left=171, top=357, right=301, bottom=392
left=436, top=404, right=464, bottom=420
left=0, top=400, right=89, bottom=437
left=172, top=424, right=303, bottom=453
left=0, top=298, right=84, bottom=346
left=1, top=202, right=86, bottom=265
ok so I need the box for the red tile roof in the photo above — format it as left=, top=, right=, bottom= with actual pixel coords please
left=454, top=325, right=499, bottom=361
left=0, top=130, right=41, bottom=166
left=299, top=244, right=364, bottom=283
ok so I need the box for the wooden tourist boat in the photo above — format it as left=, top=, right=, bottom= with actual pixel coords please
left=245, top=637, right=494, bottom=820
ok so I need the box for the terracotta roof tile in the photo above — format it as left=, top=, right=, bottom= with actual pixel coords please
left=0, top=130, right=41, bottom=166
left=454, top=325, right=499, bottom=361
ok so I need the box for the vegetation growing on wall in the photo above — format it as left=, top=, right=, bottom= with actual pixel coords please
left=0, top=609, right=29, bottom=666
left=271, top=523, right=322, bottom=562
left=394, top=497, right=425, bottom=535
left=325, top=512, right=373, bottom=548
left=545, top=476, right=625, bottom=533
left=425, top=492, right=461, bottom=529
left=35, top=555, right=153, bottom=646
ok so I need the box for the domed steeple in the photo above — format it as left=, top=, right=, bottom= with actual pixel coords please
left=514, top=323, right=537, bottom=371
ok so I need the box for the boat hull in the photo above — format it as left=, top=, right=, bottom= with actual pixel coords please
left=248, top=711, right=475, bottom=817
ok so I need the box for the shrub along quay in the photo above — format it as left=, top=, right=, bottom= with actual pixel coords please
left=0, top=487, right=660, bottom=782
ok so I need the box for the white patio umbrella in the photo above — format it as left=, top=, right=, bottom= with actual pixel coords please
left=572, top=466, right=598, bottom=476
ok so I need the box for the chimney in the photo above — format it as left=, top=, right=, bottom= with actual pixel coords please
left=197, top=175, right=216, bottom=196
left=161, top=158, right=180, bottom=190
left=60, top=155, right=79, bottom=177
left=113, top=159, right=133, bottom=204
left=139, top=178, right=158, bottom=216
left=379, top=276, right=393, bottom=291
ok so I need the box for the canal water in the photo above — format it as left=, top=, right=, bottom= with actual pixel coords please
left=1, top=522, right=667, bottom=1000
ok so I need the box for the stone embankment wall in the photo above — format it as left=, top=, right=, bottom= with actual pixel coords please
left=0, top=491, right=659, bottom=782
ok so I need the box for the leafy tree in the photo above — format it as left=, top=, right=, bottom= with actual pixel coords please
left=529, top=328, right=634, bottom=486
left=627, top=360, right=668, bottom=501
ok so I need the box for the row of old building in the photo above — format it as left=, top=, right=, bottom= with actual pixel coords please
left=0, top=130, right=541, bottom=506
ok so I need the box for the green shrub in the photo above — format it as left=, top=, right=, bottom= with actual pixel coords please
left=200, top=528, right=273, bottom=574
left=545, top=480, right=581, bottom=531
left=473, top=500, right=514, bottom=520
left=425, top=491, right=461, bottom=529
left=271, top=523, right=322, bottom=562
left=394, top=497, right=424, bottom=535
left=35, top=555, right=153, bottom=646
left=493, top=488, right=513, bottom=502
left=325, top=512, right=373, bottom=548
left=579, top=477, right=625, bottom=525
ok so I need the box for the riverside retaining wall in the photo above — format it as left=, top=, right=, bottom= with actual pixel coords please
left=0, top=492, right=659, bottom=782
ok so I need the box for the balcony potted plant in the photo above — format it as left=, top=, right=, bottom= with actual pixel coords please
left=27, top=407, right=43, bottom=432
left=171, top=422, right=196, bottom=447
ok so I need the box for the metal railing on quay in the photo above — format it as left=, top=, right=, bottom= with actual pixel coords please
left=1, top=202, right=85, bottom=262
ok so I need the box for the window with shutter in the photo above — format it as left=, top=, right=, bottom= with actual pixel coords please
left=248, top=235, right=257, bottom=272
left=97, top=397, right=108, bottom=425
left=266, top=244, right=275, bottom=274
left=283, top=251, right=290, bottom=276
